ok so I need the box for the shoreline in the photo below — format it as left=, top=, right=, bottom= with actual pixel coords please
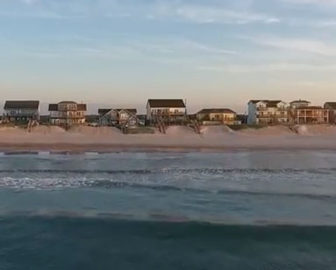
left=1, top=142, right=336, bottom=153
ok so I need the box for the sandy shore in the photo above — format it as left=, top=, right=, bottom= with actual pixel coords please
left=0, top=125, right=336, bottom=152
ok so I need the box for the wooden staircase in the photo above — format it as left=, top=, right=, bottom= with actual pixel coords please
left=27, top=119, right=38, bottom=132
left=190, top=120, right=201, bottom=134
left=155, top=115, right=166, bottom=134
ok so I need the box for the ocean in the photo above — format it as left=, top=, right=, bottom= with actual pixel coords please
left=0, top=151, right=336, bottom=269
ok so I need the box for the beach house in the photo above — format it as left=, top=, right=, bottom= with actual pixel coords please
left=3, top=100, right=40, bottom=123
left=146, top=99, right=186, bottom=125
left=247, top=100, right=288, bottom=125
left=292, top=106, right=329, bottom=124
left=288, top=100, right=330, bottom=124
left=48, top=101, right=87, bottom=127
left=324, top=102, right=336, bottom=124
left=98, top=108, right=138, bottom=128
left=196, top=108, right=239, bottom=125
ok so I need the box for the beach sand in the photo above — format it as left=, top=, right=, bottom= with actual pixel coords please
left=0, top=125, right=336, bottom=152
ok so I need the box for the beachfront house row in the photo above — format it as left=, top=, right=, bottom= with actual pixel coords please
left=3, top=100, right=40, bottom=123
left=98, top=108, right=138, bottom=128
left=48, top=101, right=87, bottom=127
left=196, top=108, right=240, bottom=125
left=324, top=102, right=336, bottom=124
left=247, top=100, right=288, bottom=125
left=146, top=99, right=187, bottom=125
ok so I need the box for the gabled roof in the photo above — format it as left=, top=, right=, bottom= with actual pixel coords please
left=116, top=109, right=137, bottom=115
left=249, top=100, right=284, bottom=108
left=4, top=100, right=39, bottom=110
left=147, top=99, right=186, bottom=108
left=98, top=109, right=112, bottom=115
left=98, top=108, right=137, bottom=115
left=324, top=102, right=336, bottom=109
left=290, top=100, right=310, bottom=104
left=249, top=100, right=262, bottom=104
left=197, top=108, right=236, bottom=114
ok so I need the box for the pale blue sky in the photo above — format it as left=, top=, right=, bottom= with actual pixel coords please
left=1, top=0, right=336, bottom=113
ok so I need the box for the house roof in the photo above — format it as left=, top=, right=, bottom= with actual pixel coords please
left=48, top=104, right=58, bottom=111
left=266, top=101, right=283, bottom=108
left=4, top=100, right=39, bottom=110
left=290, top=100, right=310, bottom=104
left=59, top=101, right=77, bottom=104
left=147, top=99, right=186, bottom=108
left=98, top=108, right=137, bottom=115
left=249, top=100, right=284, bottom=108
left=197, top=108, right=236, bottom=114
left=98, top=109, right=111, bottom=115
left=249, top=100, right=262, bottom=104
left=324, top=102, right=336, bottom=109
left=118, top=109, right=137, bottom=115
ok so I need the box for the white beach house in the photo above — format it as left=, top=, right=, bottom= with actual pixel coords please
left=247, top=100, right=288, bottom=125
left=3, top=100, right=40, bottom=123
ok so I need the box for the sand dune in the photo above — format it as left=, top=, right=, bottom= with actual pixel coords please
left=68, top=126, right=122, bottom=136
left=165, top=126, right=196, bottom=136
left=0, top=124, right=335, bottom=151
left=294, top=125, right=336, bottom=136
left=238, top=126, right=294, bottom=136
left=201, top=125, right=234, bottom=136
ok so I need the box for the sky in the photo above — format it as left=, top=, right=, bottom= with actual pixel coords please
left=1, top=0, right=336, bottom=113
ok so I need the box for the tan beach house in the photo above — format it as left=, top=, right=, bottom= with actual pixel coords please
left=48, top=101, right=87, bottom=127
left=146, top=99, right=187, bottom=125
left=324, top=102, right=336, bottom=124
left=247, top=100, right=288, bottom=125
left=98, top=108, right=138, bottom=128
left=3, top=100, right=40, bottom=124
left=288, top=100, right=329, bottom=124
left=196, top=108, right=239, bottom=125
left=291, top=106, right=329, bottom=124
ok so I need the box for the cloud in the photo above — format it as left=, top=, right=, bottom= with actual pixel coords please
left=247, top=36, right=336, bottom=56
left=281, top=0, right=336, bottom=4
left=21, top=0, right=38, bottom=4
left=151, top=2, right=280, bottom=24
left=198, top=62, right=336, bottom=73
left=5, top=35, right=237, bottom=64
left=12, top=0, right=280, bottom=24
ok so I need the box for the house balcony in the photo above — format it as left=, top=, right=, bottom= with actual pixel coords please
left=152, top=112, right=186, bottom=116
left=257, top=115, right=288, bottom=119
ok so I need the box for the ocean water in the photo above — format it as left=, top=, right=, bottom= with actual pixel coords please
left=1, top=151, right=336, bottom=269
